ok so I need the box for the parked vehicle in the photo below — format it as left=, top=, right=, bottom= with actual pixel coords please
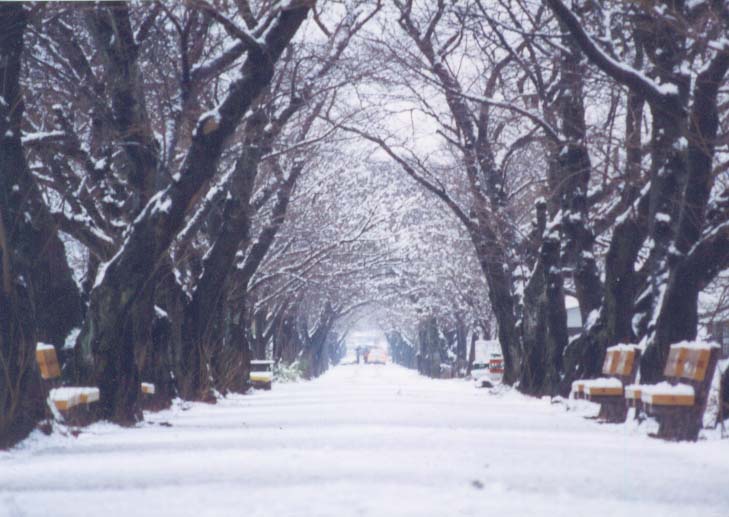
left=471, top=361, right=492, bottom=387
left=249, top=360, right=274, bottom=390
left=367, top=347, right=388, bottom=364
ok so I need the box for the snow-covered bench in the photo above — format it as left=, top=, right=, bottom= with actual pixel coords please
left=37, top=344, right=100, bottom=425
left=50, top=387, right=100, bottom=411
left=571, top=344, right=641, bottom=422
left=141, top=382, right=156, bottom=395
left=624, top=380, right=696, bottom=412
left=49, top=386, right=100, bottom=426
left=635, top=342, right=720, bottom=441
left=572, top=346, right=618, bottom=399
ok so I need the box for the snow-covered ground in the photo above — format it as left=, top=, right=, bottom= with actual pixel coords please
left=1, top=364, right=728, bottom=517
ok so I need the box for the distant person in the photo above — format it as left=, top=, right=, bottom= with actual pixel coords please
left=356, top=347, right=361, bottom=364
left=364, top=348, right=370, bottom=364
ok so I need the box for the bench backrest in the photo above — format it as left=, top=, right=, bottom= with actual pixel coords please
left=602, top=345, right=641, bottom=384
left=36, top=344, right=61, bottom=380
left=601, top=349, right=619, bottom=376
left=664, top=344, right=720, bottom=405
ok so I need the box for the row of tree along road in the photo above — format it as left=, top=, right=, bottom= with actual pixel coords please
left=2, top=0, right=729, bottom=448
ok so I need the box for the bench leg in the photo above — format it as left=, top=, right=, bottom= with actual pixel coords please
left=633, top=400, right=643, bottom=420
left=655, top=410, right=701, bottom=441
left=597, top=400, right=628, bottom=423
left=61, top=403, right=99, bottom=428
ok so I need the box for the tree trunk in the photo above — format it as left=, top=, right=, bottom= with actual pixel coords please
left=473, top=233, right=521, bottom=384
left=76, top=5, right=311, bottom=423
left=519, top=201, right=548, bottom=394
left=0, top=5, right=54, bottom=447
left=645, top=50, right=729, bottom=382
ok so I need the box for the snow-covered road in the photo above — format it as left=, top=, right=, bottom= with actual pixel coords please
left=1, top=364, right=728, bottom=517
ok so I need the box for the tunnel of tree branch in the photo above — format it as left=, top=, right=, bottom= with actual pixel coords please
left=1, top=0, right=729, bottom=447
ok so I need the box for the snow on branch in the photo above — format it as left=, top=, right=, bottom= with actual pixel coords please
left=21, top=130, right=66, bottom=146
left=546, top=0, right=679, bottom=106
left=194, top=0, right=264, bottom=53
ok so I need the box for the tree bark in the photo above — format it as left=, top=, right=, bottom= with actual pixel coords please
left=77, top=4, right=312, bottom=424
left=644, top=49, right=729, bottom=381
left=0, top=4, right=49, bottom=447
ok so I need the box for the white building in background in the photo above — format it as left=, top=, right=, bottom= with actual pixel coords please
left=566, top=296, right=582, bottom=336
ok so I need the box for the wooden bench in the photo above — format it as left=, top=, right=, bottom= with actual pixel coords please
left=36, top=343, right=61, bottom=380
left=50, top=387, right=100, bottom=410
left=571, top=347, right=617, bottom=400
left=624, top=384, right=643, bottom=416
left=141, top=382, right=156, bottom=395
left=571, top=344, right=641, bottom=423
left=37, top=343, right=101, bottom=426
left=49, top=387, right=100, bottom=426
left=637, top=342, right=720, bottom=441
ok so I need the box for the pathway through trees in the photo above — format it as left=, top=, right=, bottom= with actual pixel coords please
left=1, top=364, right=727, bottom=517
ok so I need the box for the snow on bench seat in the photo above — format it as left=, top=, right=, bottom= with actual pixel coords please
left=640, top=382, right=695, bottom=407
left=141, top=382, right=156, bottom=395
left=571, top=380, right=586, bottom=393
left=79, top=388, right=99, bottom=404
left=583, top=377, right=624, bottom=397
left=50, top=387, right=100, bottom=411
left=624, top=384, right=642, bottom=400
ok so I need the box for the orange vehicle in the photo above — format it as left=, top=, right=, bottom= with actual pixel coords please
left=367, top=348, right=388, bottom=364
